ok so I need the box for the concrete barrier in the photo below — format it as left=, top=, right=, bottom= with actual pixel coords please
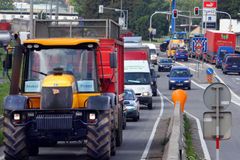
left=163, top=102, right=184, bottom=160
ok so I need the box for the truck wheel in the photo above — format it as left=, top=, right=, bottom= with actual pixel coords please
left=3, top=116, right=29, bottom=160
left=110, top=109, right=116, bottom=156
left=87, top=111, right=111, bottom=160
left=116, top=106, right=123, bottom=147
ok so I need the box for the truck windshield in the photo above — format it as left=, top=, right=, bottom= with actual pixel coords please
left=26, top=48, right=98, bottom=92
left=124, top=73, right=151, bottom=85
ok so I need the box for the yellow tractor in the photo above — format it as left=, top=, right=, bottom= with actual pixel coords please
left=3, top=19, right=124, bottom=160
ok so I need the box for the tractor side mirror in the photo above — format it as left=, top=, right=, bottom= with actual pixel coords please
left=110, top=52, right=117, bottom=68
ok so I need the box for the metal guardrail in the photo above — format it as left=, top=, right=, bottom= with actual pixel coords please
left=163, top=102, right=184, bottom=160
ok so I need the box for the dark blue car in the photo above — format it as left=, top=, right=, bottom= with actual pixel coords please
left=215, top=46, right=234, bottom=69
left=222, top=54, right=240, bottom=75
left=167, top=66, right=193, bottom=90
left=174, top=47, right=188, bottom=61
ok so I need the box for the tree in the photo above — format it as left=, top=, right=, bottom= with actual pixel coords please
left=0, top=0, right=14, bottom=10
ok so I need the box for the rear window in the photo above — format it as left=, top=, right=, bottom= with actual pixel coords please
left=160, top=59, right=172, bottom=63
left=226, top=57, right=240, bottom=64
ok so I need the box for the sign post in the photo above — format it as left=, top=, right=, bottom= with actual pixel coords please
left=203, top=83, right=232, bottom=160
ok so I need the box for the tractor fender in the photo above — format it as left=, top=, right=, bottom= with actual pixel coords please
left=86, top=96, right=111, bottom=110
left=102, top=93, right=117, bottom=109
left=4, top=95, right=28, bottom=111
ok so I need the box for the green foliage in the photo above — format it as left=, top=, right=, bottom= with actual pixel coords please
left=70, top=0, right=170, bottom=39
left=184, top=114, right=201, bottom=160
left=218, top=0, right=240, bottom=19
left=0, top=0, right=14, bottom=10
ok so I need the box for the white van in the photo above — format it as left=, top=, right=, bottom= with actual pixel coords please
left=143, top=43, right=158, bottom=64
left=124, top=60, right=153, bottom=109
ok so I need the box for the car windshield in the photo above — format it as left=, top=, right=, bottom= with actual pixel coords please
left=124, top=73, right=151, bottom=85
left=124, top=90, right=135, bottom=100
left=227, top=57, right=240, bottom=64
left=160, top=59, right=172, bottom=63
left=26, top=48, right=98, bottom=92
left=170, top=69, right=190, bottom=77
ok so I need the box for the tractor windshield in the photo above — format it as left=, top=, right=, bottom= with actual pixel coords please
left=26, top=48, right=98, bottom=92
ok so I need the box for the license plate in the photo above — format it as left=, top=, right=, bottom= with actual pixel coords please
left=176, top=83, right=183, bottom=86
left=232, top=65, right=237, bottom=68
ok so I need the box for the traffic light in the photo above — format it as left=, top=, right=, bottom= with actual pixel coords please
left=172, top=9, right=178, bottom=18
left=194, top=7, right=199, bottom=16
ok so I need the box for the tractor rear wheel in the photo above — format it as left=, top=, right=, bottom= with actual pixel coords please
left=3, top=116, right=29, bottom=160
left=87, top=111, right=111, bottom=160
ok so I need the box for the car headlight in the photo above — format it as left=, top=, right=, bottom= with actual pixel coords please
left=184, top=80, right=190, bottom=83
left=142, top=92, right=150, bottom=96
left=170, top=80, right=176, bottom=83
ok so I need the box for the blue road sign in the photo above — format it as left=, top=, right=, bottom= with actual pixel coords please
left=192, top=37, right=208, bottom=53
left=206, top=68, right=214, bottom=75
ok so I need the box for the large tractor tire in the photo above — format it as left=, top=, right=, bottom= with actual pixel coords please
left=3, top=116, right=29, bottom=160
left=110, top=109, right=116, bottom=156
left=87, top=110, right=111, bottom=160
left=116, top=106, right=123, bottom=147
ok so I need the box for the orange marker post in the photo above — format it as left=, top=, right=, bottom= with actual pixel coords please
left=172, top=89, right=188, bottom=112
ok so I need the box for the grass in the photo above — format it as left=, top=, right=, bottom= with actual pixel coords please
left=184, top=114, right=201, bottom=160
left=0, top=81, right=10, bottom=115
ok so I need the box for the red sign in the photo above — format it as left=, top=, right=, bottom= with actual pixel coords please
left=204, top=1, right=217, bottom=8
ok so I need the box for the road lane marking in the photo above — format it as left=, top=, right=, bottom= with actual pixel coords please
left=185, top=112, right=211, bottom=160
left=0, top=155, right=4, bottom=160
left=177, top=60, right=240, bottom=107
left=159, top=92, right=211, bottom=160
left=140, top=89, right=164, bottom=160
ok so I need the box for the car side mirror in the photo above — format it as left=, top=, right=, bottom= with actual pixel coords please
left=190, top=74, right=193, bottom=77
left=167, top=74, right=170, bottom=77
left=157, top=74, right=160, bottom=78
left=110, top=52, right=117, bottom=68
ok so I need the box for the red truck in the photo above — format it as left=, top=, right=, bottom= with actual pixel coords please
left=204, top=30, right=236, bottom=64
left=0, top=22, right=11, bottom=31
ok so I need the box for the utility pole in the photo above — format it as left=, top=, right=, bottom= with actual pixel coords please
left=50, top=0, right=53, bottom=19
left=30, top=0, right=34, bottom=38
left=55, top=0, right=59, bottom=21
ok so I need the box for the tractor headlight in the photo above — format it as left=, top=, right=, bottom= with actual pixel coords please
left=89, top=113, right=96, bottom=120
left=13, top=113, right=21, bottom=121
left=142, top=92, right=150, bottom=96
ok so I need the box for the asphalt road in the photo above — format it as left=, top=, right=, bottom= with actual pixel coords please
left=0, top=79, right=173, bottom=160
left=168, top=58, right=240, bottom=160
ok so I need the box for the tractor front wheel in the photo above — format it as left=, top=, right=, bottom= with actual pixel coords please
left=3, top=116, right=29, bottom=160
left=87, top=111, right=111, bottom=160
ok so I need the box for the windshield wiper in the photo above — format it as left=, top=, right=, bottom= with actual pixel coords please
left=32, top=70, right=47, bottom=76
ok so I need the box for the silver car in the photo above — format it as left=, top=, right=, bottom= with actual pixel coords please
left=123, top=89, right=140, bottom=121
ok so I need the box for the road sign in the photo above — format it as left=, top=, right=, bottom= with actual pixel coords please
left=192, top=37, right=207, bottom=53
left=206, top=68, right=214, bottom=75
left=203, top=83, right=231, bottom=110
left=203, top=22, right=216, bottom=29
left=203, top=111, right=232, bottom=140
left=203, top=82, right=232, bottom=160
left=203, top=1, right=217, bottom=9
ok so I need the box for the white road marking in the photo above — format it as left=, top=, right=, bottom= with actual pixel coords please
left=158, top=91, right=211, bottom=160
left=185, top=112, right=211, bottom=160
left=140, top=89, right=164, bottom=160
left=177, top=60, right=240, bottom=107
